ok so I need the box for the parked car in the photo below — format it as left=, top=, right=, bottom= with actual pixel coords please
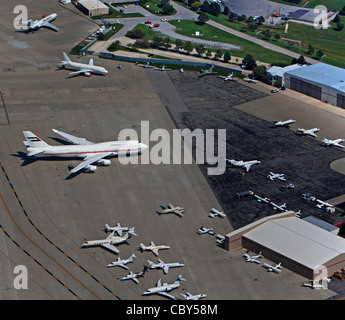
left=271, top=88, right=279, bottom=93
left=145, top=21, right=152, bottom=24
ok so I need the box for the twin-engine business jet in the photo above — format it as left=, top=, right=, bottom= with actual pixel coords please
left=297, top=128, right=320, bottom=138
left=226, top=159, right=261, bottom=172
left=142, top=275, right=186, bottom=299
left=322, top=138, right=345, bottom=148
left=20, top=13, right=59, bottom=32
left=273, top=119, right=296, bottom=127
left=22, top=129, right=148, bottom=174
left=59, top=52, right=108, bottom=77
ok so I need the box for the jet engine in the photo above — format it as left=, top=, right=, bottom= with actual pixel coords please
left=84, top=72, right=91, bottom=77
left=84, top=165, right=97, bottom=172
left=97, top=159, right=111, bottom=166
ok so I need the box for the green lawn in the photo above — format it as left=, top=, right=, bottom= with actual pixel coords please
left=140, top=0, right=177, bottom=16
left=267, top=0, right=344, bottom=10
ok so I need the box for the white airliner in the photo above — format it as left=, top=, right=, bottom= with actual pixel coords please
left=139, top=241, right=170, bottom=256
left=81, top=228, right=137, bottom=254
left=297, top=128, right=320, bottom=138
left=142, top=275, right=186, bottom=299
left=106, top=254, right=136, bottom=269
left=273, top=119, right=296, bottom=127
left=147, top=259, right=185, bottom=274
left=267, top=172, right=286, bottom=181
left=208, top=208, right=226, bottom=218
left=322, top=138, right=345, bottom=148
left=22, top=129, right=148, bottom=174
left=104, top=223, right=131, bottom=237
left=181, top=292, right=206, bottom=300
left=154, top=65, right=171, bottom=71
left=263, top=262, right=281, bottom=273
left=58, top=52, right=108, bottom=77
left=158, top=203, right=184, bottom=217
left=243, top=252, right=263, bottom=263
left=19, top=13, right=59, bottom=32
left=218, top=72, right=238, bottom=81
left=226, top=159, right=261, bottom=172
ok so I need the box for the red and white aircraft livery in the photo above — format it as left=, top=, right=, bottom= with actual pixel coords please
left=23, top=129, right=148, bottom=174
left=21, top=13, right=59, bottom=32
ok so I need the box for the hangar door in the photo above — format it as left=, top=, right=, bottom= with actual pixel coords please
left=337, top=94, right=345, bottom=108
left=290, top=77, right=322, bottom=100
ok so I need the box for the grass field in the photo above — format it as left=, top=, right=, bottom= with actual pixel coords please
left=268, top=0, right=344, bottom=10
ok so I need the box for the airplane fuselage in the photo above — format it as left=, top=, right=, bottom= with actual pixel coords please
left=30, top=13, right=57, bottom=29
left=64, top=61, right=108, bottom=75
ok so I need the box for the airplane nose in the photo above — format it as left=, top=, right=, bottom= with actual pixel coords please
left=140, top=143, right=148, bottom=151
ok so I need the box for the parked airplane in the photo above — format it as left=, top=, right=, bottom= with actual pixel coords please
left=267, top=172, right=286, bottom=182
left=243, top=252, right=263, bottom=263
left=322, top=138, right=345, bottom=148
left=104, top=223, right=131, bottom=237
left=181, top=292, right=207, bottom=300
left=106, top=254, right=137, bottom=269
left=58, top=52, right=108, bottom=77
left=22, top=129, right=148, bottom=174
left=270, top=201, right=287, bottom=212
left=138, top=62, right=154, bottom=68
left=209, top=208, right=226, bottom=218
left=142, top=275, right=186, bottom=299
left=226, top=159, right=261, bottom=172
left=139, top=241, right=170, bottom=256
left=315, top=199, right=333, bottom=209
left=263, top=262, right=281, bottom=273
left=273, top=119, right=296, bottom=127
left=199, top=63, right=216, bottom=78
left=215, top=234, right=225, bottom=244
left=19, top=13, right=59, bottom=32
left=158, top=203, right=184, bottom=217
left=243, top=78, right=258, bottom=83
left=154, top=65, right=171, bottom=71
left=197, top=226, right=215, bottom=235
left=218, top=72, right=238, bottom=81
left=297, top=128, right=320, bottom=138
left=81, top=228, right=137, bottom=254
left=147, top=259, right=185, bottom=274
left=254, top=195, right=270, bottom=203
left=121, top=267, right=148, bottom=284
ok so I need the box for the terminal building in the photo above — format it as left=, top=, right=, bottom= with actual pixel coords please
left=225, top=212, right=345, bottom=280
left=284, top=62, right=345, bottom=108
left=76, top=0, right=109, bottom=17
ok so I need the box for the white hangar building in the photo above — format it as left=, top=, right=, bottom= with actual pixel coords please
left=225, top=212, right=345, bottom=280
left=284, top=62, right=345, bottom=108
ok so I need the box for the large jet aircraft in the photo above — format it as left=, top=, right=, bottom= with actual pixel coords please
left=58, top=52, right=108, bottom=77
left=19, top=13, right=59, bottom=32
left=142, top=275, right=186, bottom=299
left=22, top=129, right=148, bottom=174
left=181, top=292, right=206, bottom=300
left=158, top=203, right=184, bottom=217
left=106, top=254, right=137, bottom=269
left=322, top=138, right=345, bottom=148
left=81, top=228, right=137, bottom=254
left=147, top=259, right=185, bottom=274
left=139, top=241, right=170, bottom=256
left=226, top=159, right=261, bottom=172
left=273, top=119, right=296, bottom=127
left=199, top=63, right=216, bottom=78
left=297, top=127, right=320, bottom=138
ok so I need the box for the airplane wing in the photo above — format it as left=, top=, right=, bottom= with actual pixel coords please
left=101, top=243, right=119, bottom=254
left=68, top=69, right=93, bottom=76
left=42, top=22, right=59, bottom=31
left=52, top=129, right=94, bottom=145
left=157, top=291, right=176, bottom=299
left=132, top=277, right=139, bottom=284
left=244, top=164, right=252, bottom=172
left=163, top=265, right=169, bottom=274
left=70, top=152, right=114, bottom=173
left=152, top=248, right=159, bottom=256
left=335, top=143, right=345, bottom=148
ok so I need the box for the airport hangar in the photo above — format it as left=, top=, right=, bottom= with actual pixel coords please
left=76, top=0, right=109, bottom=17
left=225, top=211, right=345, bottom=280
left=284, top=62, right=345, bottom=109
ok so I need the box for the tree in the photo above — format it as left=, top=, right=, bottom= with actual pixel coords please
left=223, top=6, right=230, bottom=16
left=161, top=3, right=174, bottom=15
left=163, top=37, right=171, bottom=49
left=262, top=29, right=271, bottom=40
left=191, top=1, right=202, bottom=11
left=242, top=53, right=257, bottom=70
left=306, top=44, right=314, bottom=55
left=206, top=49, right=212, bottom=59
left=291, top=55, right=306, bottom=65
left=248, top=22, right=258, bottom=32
left=151, top=36, right=164, bottom=48
left=335, top=22, right=344, bottom=31
left=175, top=39, right=184, bottom=51
left=126, top=29, right=145, bottom=39
left=195, top=44, right=206, bottom=56
left=209, top=3, right=221, bottom=16
left=274, top=33, right=280, bottom=40
left=253, top=65, right=267, bottom=82
left=200, top=1, right=210, bottom=13
left=214, top=49, right=222, bottom=60
left=198, top=12, right=209, bottom=24
left=223, top=52, right=231, bottom=63
left=183, top=41, right=193, bottom=54
left=316, top=50, right=324, bottom=59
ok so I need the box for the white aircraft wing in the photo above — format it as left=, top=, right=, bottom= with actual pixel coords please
left=157, top=291, right=176, bottom=299
left=68, top=69, right=93, bottom=75
left=101, top=243, right=120, bottom=254
left=152, top=248, right=159, bottom=256
left=42, top=22, right=59, bottom=31
left=244, top=164, right=253, bottom=172
left=52, top=129, right=94, bottom=145
left=70, top=152, right=114, bottom=173
left=335, top=143, right=345, bottom=148
left=163, top=266, right=169, bottom=274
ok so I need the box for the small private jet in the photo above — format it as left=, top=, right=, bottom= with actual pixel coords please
left=267, top=172, right=286, bottom=182
left=154, top=65, right=171, bottom=71
left=272, top=119, right=296, bottom=127
left=226, top=159, right=261, bottom=172
left=322, top=138, right=345, bottom=148
left=104, top=223, right=131, bottom=237
left=58, top=52, right=108, bottom=77
left=121, top=267, right=148, bottom=284
left=315, top=199, right=334, bottom=209
left=297, top=128, right=320, bottom=138
left=147, top=259, right=185, bottom=274
left=18, top=13, right=59, bottom=32
left=81, top=228, right=137, bottom=254
left=158, top=203, right=184, bottom=217
left=181, top=292, right=206, bottom=300
left=270, top=201, right=287, bottom=212
left=139, top=241, right=170, bottom=256
left=263, top=262, right=281, bottom=273
left=22, top=129, right=148, bottom=174
left=254, top=195, right=270, bottom=204
left=243, top=252, right=263, bottom=264
left=218, top=72, right=239, bottom=81
left=197, top=226, right=215, bottom=235
left=106, top=254, right=137, bottom=269
left=142, top=275, right=186, bottom=299
left=208, top=208, right=226, bottom=218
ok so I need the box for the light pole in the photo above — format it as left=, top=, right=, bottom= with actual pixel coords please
left=256, top=31, right=262, bottom=65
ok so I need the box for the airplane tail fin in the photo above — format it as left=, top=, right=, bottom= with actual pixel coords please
left=176, top=275, right=186, bottom=282
left=23, top=131, right=49, bottom=148
left=62, top=52, right=71, bottom=63
left=147, top=260, right=154, bottom=267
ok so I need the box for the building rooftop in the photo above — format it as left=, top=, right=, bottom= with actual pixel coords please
left=78, top=0, right=108, bottom=9
left=267, top=64, right=304, bottom=78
